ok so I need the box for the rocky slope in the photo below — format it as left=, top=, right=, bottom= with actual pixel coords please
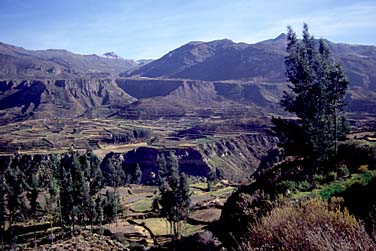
left=123, top=37, right=287, bottom=82
left=124, top=34, right=376, bottom=91
left=115, top=78, right=286, bottom=120
left=0, top=78, right=135, bottom=124
left=103, top=133, right=277, bottom=182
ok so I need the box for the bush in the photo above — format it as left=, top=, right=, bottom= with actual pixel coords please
left=242, top=198, right=375, bottom=251
left=313, top=174, right=325, bottom=185
left=319, top=183, right=346, bottom=200
left=275, top=180, right=310, bottom=194
left=327, top=171, right=337, bottom=182
left=338, top=142, right=376, bottom=172
left=358, top=164, right=369, bottom=173
left=338, top=165, right=350, bottom=177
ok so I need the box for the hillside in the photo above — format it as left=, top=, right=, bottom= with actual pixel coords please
left=124, top=34, right=376, bottom=91
left=0, top=78, right=135, bottom=125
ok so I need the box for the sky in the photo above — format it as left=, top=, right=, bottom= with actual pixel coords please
left=0, top=0, right=375, bottom=59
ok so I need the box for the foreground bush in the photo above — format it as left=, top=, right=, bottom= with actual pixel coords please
left=243, top=198, right=375, bottom=251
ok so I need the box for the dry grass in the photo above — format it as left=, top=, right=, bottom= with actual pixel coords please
left=33, top=234, right=127, bottom=251
left=189, top=208, right=222, bottom=223
left=242, top=198, right=376, bottom=251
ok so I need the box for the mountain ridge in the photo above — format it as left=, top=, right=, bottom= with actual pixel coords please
left=124, top=34, right=376, bottom=90
left=0, top=41, right=139, bottom=79
left=0, top=35, right=375, bottom=124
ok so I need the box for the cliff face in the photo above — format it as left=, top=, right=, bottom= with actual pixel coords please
left=105, top=133, right=277, bottom=183
left=115, top=78, right=287, bottom=120
left=0, top=78, right=135, bottom=124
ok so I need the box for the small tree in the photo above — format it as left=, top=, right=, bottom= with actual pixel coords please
left=5, top=157, right=26, bottom=245
left=94, top=196, right=103, bottom=229
left=207, top=169, right=216, bottom=192
left=59, top=153, right=75, bottom=231
left=46, top=177, right=59, bottom=243
left=80, top=151, right=103, bottom=231
left=102, top=191, right=119, bottom=223
left=133, top=164, right=143, bottom=184
left=156, top=154, right=167, bottom=187
left=0, top=175, right=7, bottom=250
left=27, top=174, right=39, bottom=248
left=158, top=152, right=191, bottom=239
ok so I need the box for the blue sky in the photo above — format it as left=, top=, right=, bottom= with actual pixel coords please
left=0, top=0, right=375, bottom=59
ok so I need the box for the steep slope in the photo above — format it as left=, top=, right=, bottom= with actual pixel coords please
left=123, top=38, right=286, bottom=82
left=0, top=78, right=135, bottom=125
left=0, top=42, right=138, bottom=78
left=125, top=35, right=376, bottom=91
left=115, top=78, right=287, bottom=119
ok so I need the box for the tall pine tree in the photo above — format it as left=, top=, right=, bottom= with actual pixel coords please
left=272, top=24, right=349, bottom=173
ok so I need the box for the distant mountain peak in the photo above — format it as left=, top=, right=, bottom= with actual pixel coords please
left=275, top=33, right=287, bottom=41
left=102, top=52, right=122, bottom=59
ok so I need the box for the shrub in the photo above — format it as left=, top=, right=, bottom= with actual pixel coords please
left=338, top=165, right=350, bottom=177
left=327, top=171, right=338, bottom=182
left=313, top=174, right=325, bottom=185
left=319, top=183, right=346, bottom=200
left=242, top=198, right=375, bottom=251
left=275, top=180, right=311, bottom=195
left=360, top=171, right=373, bottom=184
left=338, top=142, right=376, bottom=172
left=358, top=164, right=369, bottom=173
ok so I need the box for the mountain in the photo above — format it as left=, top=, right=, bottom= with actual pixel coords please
left=122, top=38, right=287, bottom=82
left=0, top=42, right=138, bottom=78
left=136, top=59, right=154, bottom=66
left=124, top=34, right=376, bottom=91
left=100, top=51, right=124, bottom=59
left=0, top=35, right=375, bottom=125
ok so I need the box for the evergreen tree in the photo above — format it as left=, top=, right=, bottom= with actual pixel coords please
left=158, top=152, right=191, bottom=239
left=0, top=175, right=7, bottom=250
left=207, top=169, right=216, bottom=192
left=102, top=156, right=124, bottom=224
left=94, top=196, right=103, bottom=225
left=46, top=176, right=60, bottom=243
left=70, top=152, right=88, bottom=226
left=177, top=173, right=190, bottom=235
left=80, top=151, right=103, bottom=231
left=133, top=164, right=143, bottom=184
left=59, top=153, right=75, bottom=231
left=27, top=174, right=39, bottom=248
left=156, top=154, right=167, bottom=187
left=5, top=157, right=26, bottom=243
left=101, top=191, right=119, bottom=223
left=272, top=24, right=349, bottom=172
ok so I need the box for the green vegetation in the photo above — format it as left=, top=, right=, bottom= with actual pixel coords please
left=128, top=197, right=153, bottom=212
left=112, top=127, right=152, bottom=144
left=219, top=26, right=376, bottom=251
left=272, top=24, right=349, bottom=173
left=157, top=152, right=191, bottom=239
left=318, top=170, right=375, bottom=199
left=290, top=170, right=376, bottom=200
left=0, top=151, right=125, bottom=247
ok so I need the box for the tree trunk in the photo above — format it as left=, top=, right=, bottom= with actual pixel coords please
left=33, top=218, right=37, bottom=250
left=1, top=222, right=4, bottom=251
left=114, top=185, right=118, bottom=226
